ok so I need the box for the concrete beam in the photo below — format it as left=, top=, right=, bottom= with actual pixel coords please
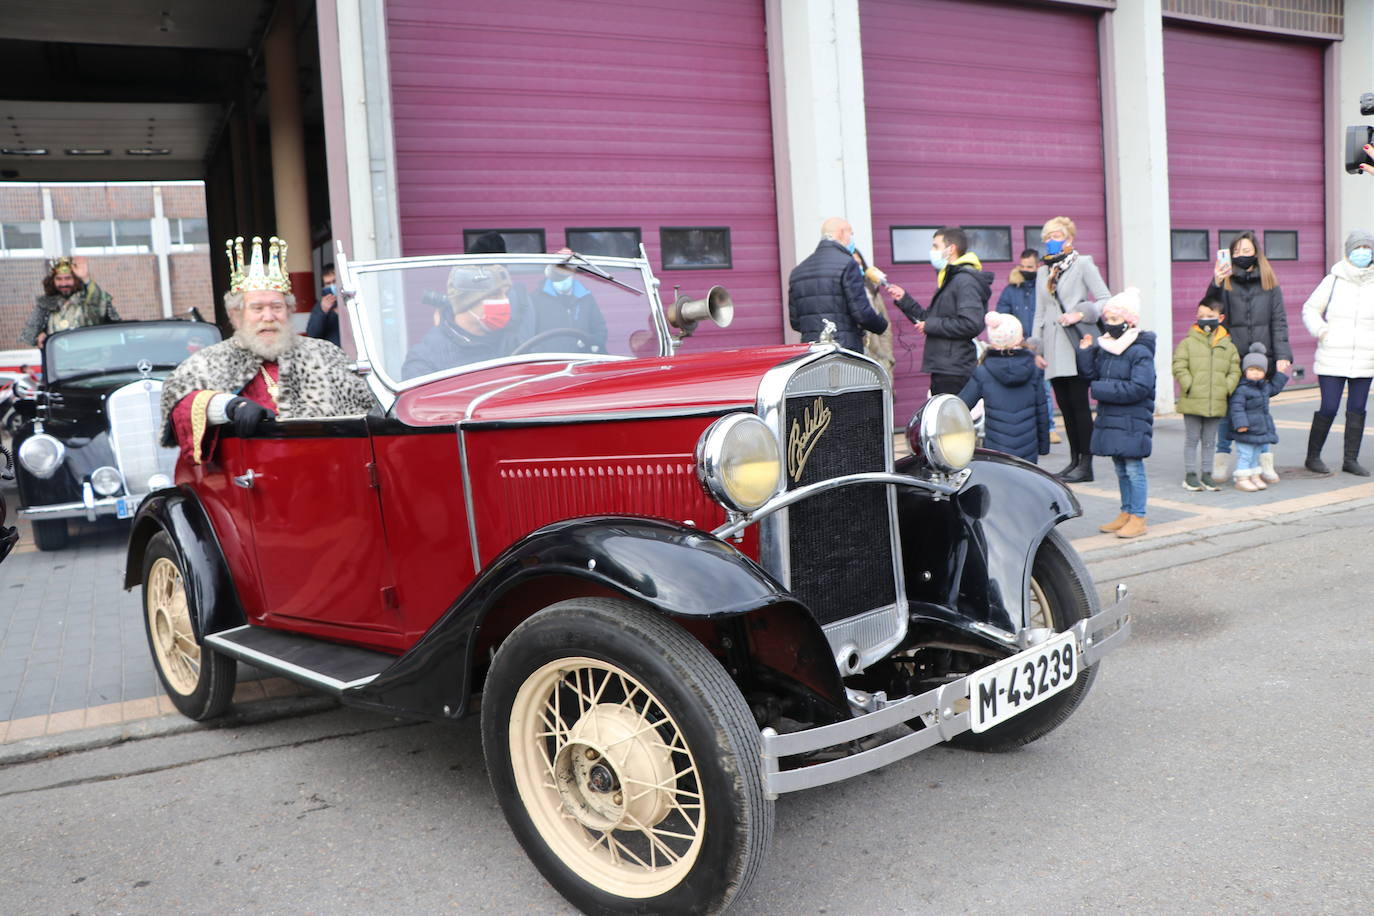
left=1330, top=5, right=1374, bottom=262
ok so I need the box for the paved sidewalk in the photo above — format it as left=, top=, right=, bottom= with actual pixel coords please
left=1, top=384, right=1366, bottom=753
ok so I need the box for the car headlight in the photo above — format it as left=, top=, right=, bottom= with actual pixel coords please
left=696, top=413, right=783, bottom=512
left=907, top=394, right=977, bottom=473
left=91, top=466, right=124, bottom=497
left=18, top=433, right=65, bottom=479
left=147, top=473, right=172, bottom=491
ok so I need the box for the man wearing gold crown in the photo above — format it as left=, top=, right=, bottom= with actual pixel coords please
left=19, top=256, right=120, bottom=346
left=159, top=236, right=374, bottom=464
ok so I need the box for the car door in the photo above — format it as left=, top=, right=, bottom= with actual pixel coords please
left=233, top=417, right=405, bottom=647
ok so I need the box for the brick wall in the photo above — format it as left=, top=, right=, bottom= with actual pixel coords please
left=0, top=187, right=42, bottom=222
left=170, top=252, right=215, bottom=317
left=0, top=257, right=49, bottom=346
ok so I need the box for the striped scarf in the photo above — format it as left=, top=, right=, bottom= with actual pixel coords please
left=1044, top=249, right=1080, bottom=296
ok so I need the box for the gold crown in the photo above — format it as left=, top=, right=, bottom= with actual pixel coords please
left=48, top=256, right=74, bottom=276
left=225, top=236, right=291, bottom=294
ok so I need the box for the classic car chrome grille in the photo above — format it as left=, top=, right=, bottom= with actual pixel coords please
left=783, top=388, right=894, bottom=626
left=107, top=380, right=177, bottom=495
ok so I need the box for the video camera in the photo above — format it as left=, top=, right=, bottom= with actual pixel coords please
left=1345, top=92, right=1374, bottom=174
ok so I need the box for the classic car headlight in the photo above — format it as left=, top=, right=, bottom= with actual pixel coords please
left=91, top=466, right=124, bottom=497
left=18, top=433, right=65, bottom=479
left=907, top=394, right=977, bottom=473
left=696, top=413, right=782, bottom=512
left=147, top=472, right=172, bottom=491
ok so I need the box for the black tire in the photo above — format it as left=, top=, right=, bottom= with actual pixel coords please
left=481, top=598, right=773, bottom=915
left=140, top=531, right=236, bottom=720
left=31, top=518, right=68, bottom=551
left=951, top=528, right=1099, bottom=752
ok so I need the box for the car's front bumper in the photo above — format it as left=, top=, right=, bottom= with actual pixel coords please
left=759, top=585, right=1132, bottom=798
left=18, top=489, right=144, bottom=523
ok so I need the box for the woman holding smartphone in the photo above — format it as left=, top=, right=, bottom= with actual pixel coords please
left=1205, top=231, right=1292, bottom=482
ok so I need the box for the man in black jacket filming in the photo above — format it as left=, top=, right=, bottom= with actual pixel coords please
left=888, top=226, right=993, bottom=395
left=787, top=217, right=889, bottom=351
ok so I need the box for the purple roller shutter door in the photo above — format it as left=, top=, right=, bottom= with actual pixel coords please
left=1165, top=25, right=1326, bottom=379
left=861, top=0, right=1107, bottom=423
left=385, top=0, right=781, bottom=352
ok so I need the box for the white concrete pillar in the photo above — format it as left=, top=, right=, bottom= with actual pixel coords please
left=151, top=186, right=173, bottom=318
left=1330, top=5, right=1374, bottom=263
left=39, top=186, right=61, bottom=257
left=264, top=0, right=316, bottom=310
left=765, top=0, right=874, bottom=342
left=1101, top=1, right=1175, bottom=413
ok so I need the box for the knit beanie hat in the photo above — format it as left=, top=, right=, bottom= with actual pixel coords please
left=984, top=311, right=1024, bottom=349
left=1344, top=229, right=1374, bottom=257
left=1242, top=342, right=1269, bottom=373
left=1103, top=287, right=1142, bottom=326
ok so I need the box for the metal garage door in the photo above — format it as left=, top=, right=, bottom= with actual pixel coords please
left=385, top=0, right=780, bottom=352
left=1165, top=25, right=1326, bottom=380
left=861, top=0, right=1108, bottom=423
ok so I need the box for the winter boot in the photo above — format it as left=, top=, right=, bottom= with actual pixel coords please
left=1116, top=515, right=1148, bottom=538
left=1305, top=412, right=1334, bottom=474
left=1235, top=474, right=1258, bottom=492
left=1055, top=452, right=1079, bottom=477
left=1259, top=452, right=1280, bottom=483
left=1059, top=455, right=1094, bottom=483
left=1211, top=452, right=1233, bottom=483
left=1099, top=512, right=1131, bottom=533
left=1343, top=411, right=1370, bottom=476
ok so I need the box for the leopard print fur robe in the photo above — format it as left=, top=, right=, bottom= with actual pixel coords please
left=159, top=335, right=375, bottom=445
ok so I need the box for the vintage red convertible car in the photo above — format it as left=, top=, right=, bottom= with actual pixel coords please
left=125, top=249, right=1130, bottom=914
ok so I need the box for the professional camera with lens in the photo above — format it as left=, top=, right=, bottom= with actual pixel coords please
left=1345, top=92, right=1374, bottom=175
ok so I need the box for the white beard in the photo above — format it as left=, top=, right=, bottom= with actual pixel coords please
left=234, top=322, right=297, bottom=361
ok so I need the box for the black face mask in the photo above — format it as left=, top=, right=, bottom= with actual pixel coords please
left=1197, top=318, right=1220, bottom=332
left=1102, top=322, right=1128, bottom=339
left=1233, top=255, right=1258, bottom=270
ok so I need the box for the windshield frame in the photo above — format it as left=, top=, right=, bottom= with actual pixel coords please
left=42, top=319, right=223, bottom=386
left=338, top=251, right=672, bottom=398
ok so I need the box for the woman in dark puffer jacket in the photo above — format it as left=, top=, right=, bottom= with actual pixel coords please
left=957, top=312, right=1049, bottom=463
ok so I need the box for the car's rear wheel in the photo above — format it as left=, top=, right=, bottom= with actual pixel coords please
left=31, top=518, right=68, bottom=551
left=481, top=598, right=772, bottom=914
left=951, top=528, right=1099, bottom=752
left=141, top=531, right=236, bottom=720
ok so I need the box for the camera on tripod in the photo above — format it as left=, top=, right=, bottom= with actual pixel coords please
left=1345, top=92, right=1374, bottom=175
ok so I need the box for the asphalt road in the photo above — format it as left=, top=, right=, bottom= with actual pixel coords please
left=3, top=507, right=1373, bottom=914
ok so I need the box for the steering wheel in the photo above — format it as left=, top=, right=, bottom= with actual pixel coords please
left=510, top=328, right=601, bottom=356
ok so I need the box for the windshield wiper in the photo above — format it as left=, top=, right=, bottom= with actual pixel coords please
left=561, top=252, right=643, bottom=296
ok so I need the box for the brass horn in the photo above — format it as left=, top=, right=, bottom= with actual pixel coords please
left=667, top=286, right=734, bottom=337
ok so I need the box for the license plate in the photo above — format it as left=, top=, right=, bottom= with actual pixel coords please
left=116, top=498, right=133, bottom=519
left=969, top=631, right=1078, bottom=733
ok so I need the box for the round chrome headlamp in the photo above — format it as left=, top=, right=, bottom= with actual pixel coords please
left=696, top=413, right=783, bottom=512
left=91, top=466, right=124, bottom=497
left=147, top=472, right=172, bottom=492
left=907, top=394, right=977, bottom=473
left=18, top=433, right=65, bottom=479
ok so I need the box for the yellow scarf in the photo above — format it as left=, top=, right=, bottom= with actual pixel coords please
left=938, top=251, right=983, bottom=288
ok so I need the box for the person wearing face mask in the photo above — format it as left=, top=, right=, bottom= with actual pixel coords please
left=1204, top=231, right=1291, bottom=483
left=1029, top=216, right=1111, bottom=483
left=1300, top=230, right=1374, bottom=476
left=530, top=249, right=608, bottom=355
left=401, top=262, right=536, bottom=379
left=788, top=217, right=889, bottom=352
left=305, top=265, right=341, bottom=346
left=1172, top=297, right=1240, bottom=491
left=1075, top=288, right=1156, bottom=539
left=886, top=226, right=992, bottom=395
left=996, top=247, right=1059, bottom=444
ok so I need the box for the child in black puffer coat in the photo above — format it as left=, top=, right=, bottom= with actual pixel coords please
left=957, top=312, right=1049, bottom=463
left=1229, top=343, right=1289, bottom=492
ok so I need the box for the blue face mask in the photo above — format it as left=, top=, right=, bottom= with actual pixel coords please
left=1044, top=239, right=1066, bottom=256
left=1351, top=248, right=1373, bottom=269
left=929, top=247, right=948, bottom=271
left=552, top=277, right=574, bottom=294
left=845, top=239, right=857, bottom=254
left=322, top=284, right=336, bottom=296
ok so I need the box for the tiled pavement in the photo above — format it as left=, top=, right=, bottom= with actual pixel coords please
left=1, top=384, right=1370, bottom=746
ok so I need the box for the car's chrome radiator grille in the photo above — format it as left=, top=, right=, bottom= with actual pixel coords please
left=783, top=387, right=894, bottom=626
left=107, top=380, right=177, bottom=495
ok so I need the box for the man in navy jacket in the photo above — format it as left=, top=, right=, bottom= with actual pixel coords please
left=788, top=217, right=890, bottom=351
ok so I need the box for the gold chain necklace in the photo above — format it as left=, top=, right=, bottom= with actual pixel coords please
left=259, top=365, right=280, bottom=403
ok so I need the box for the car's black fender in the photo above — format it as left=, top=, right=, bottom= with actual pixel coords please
left=896, top=450, right=1080, bottom=635
left=124, top=487, right=246, bottom=640
left=346, top=516, right=846, bottom=721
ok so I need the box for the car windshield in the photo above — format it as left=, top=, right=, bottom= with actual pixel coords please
left=348, top=255, right=666, bottom=388
left=45, top=322, right=222, bottom=384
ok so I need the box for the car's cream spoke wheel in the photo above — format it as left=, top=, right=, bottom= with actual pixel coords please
left=1029, top=576, right=1053, bottom=630
left=508, top=656, right=705, bottom=898
left=146, top=557, right=200, bottom=696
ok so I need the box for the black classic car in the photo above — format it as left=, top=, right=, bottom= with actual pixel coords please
left=12, top=320, right=222, bottom=550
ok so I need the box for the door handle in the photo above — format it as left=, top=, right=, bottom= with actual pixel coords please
left=233, top=469, right=258, bottom=489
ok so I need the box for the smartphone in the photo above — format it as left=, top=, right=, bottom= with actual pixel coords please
left=1216, top=249, right=1231, bottom=268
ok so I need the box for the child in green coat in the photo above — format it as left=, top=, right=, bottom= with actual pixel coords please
left=1172, top=298, right=1241, bottom=491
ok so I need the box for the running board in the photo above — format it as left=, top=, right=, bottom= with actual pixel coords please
left=204, top=625, right=396, bottom=695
